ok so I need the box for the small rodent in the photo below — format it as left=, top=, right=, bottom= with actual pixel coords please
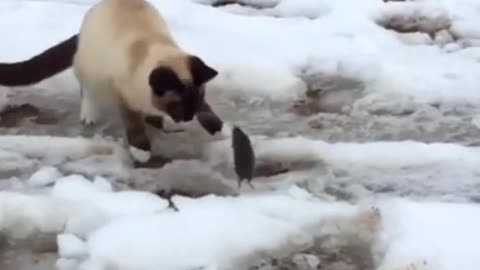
left=232, top=125, right=255, bottom=189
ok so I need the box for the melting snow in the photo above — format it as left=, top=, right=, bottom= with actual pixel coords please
left=1, top=0, right=480, bottom=269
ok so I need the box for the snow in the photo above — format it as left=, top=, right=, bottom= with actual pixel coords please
left=57, top=233, right=88, bottom=259
left=376, top=199, right=480, bottom=270
left=80, top=196, right=314, bottom=270
left=1, top=0, right=480, bottom=269
left=251, top=138, right=480, bottom=169
left=4, top=177, right=480, bottom=270
left=2, top=0, right=480, bottom=105
left=27, top=166, right=63, bottom=187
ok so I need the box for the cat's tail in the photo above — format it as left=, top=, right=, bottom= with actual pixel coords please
left=0, top=34, right=78, bottom=86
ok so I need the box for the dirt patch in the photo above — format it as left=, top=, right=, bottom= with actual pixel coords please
left=376, top=1, right=452, bottom=40
left=0, top=234, right=58, bottom=270
left=0, top=250, right=56, bottom=270
left=291, top=73, right=365, bottom=116
left=0, top=103, right=58, bottom=128
left=248, top=234, right=375, bottom=270
left=254, top=163, right=290, bottom=177
left=254, top=160, right=318, bottom=178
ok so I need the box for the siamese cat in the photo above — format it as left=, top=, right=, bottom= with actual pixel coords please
left=0, top=0, right=225, bottom=163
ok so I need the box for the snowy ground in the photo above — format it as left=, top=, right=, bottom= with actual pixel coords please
left=2, top=0, right=480, bottom=269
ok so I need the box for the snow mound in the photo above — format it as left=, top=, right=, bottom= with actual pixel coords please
left=3, top=175, right=480, bottom=270
left=0, top=174, right=170, bottom=240
left=206, top=136, right=480, bottom=170
left=376, top=199, right=480, bottom=270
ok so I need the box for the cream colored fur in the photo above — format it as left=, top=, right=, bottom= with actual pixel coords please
left=73, top=0, right=192, bottom=123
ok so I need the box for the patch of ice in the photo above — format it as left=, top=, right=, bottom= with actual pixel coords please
left=351, top=91, right=417, bottom=116
left=0, top=149, right=37, bottom=174
left=0, top=135, right=120, bottom=165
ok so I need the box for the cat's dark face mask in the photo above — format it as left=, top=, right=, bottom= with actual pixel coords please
left=149, top=55, right=218, bottom=123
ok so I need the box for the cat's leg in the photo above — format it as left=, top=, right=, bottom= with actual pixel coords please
left=119, top=104, right=151, bottom=163
left=80, top=85, right=100, bottom=125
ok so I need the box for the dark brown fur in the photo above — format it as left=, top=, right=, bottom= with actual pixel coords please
left=120, top=105, right=151, bottom=152
left=144, top=115, right=165, bottom=129
left=196, top=101, right=223, bottom=135
left=111, top=84, right=151, bottom=153
left=0, top=34, right=78, bottom=86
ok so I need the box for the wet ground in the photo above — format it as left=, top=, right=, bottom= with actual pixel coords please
left=2, top=71, right=480, bottom=269
left=0, top=233, right=57, bottom=270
